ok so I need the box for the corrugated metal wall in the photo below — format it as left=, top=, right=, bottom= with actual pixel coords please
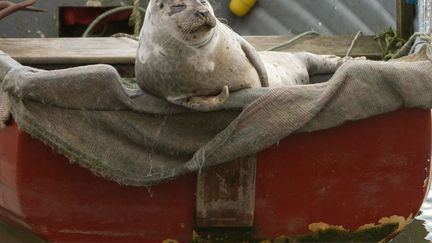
left=417, top=0, right=432, bottom=31
left=214, top=0, right=397, bottom=35
left=0, top=0, right=396, bottom=37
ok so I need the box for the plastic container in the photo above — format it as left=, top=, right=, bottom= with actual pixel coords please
left=229, top=0, right=257, bottom=17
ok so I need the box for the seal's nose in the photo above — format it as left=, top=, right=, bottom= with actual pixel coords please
left=196, top=9, right=210, bottom=18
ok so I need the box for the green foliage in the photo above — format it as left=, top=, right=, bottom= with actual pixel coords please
left=121, top=78, right=139, bottom=89
left=375, top=28, right=406, bottom=60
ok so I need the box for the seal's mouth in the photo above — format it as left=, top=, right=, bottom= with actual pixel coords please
left=193, top=21, right=216, bottom=33
left=177, top=16, right=217, bottom=34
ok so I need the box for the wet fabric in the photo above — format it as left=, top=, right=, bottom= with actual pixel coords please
left=1, top=44, right=432, bottom=186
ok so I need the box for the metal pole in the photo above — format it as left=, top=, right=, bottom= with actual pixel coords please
left=417, top=0, right=432, bottom=32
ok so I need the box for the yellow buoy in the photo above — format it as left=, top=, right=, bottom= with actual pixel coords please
left=229, top=0, right=257, bottom=17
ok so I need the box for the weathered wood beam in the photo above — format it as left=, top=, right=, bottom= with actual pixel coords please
left=0, top=35, right=382, bottom=66
left=246, top=35, right=381, bottom=58
left=196, top=156, right=256, bottom=228
left=397, top=0, right=415, bottom=40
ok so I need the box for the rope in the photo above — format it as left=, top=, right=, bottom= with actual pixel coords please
left=82, top=5, right=146, bottom=38
left=111, top=33, right=139, bottom=41
left=129, top=0, right=142, bottom=36
left=266, top=31, right=320, bottom=51
left=391, top=32, right=430, bottom=59
left=346, top=31, right=362, bottom=57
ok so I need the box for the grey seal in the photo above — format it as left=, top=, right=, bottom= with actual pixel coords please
left=136, top=0, right=348, bottom=111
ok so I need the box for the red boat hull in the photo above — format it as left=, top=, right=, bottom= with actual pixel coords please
left=0, top=108, right=430, bottom=242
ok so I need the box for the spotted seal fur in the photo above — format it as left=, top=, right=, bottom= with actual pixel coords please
left=136, top=0, right=349, bottom=111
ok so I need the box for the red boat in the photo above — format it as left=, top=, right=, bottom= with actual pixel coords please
left=0, top=107, right=429, bottom=242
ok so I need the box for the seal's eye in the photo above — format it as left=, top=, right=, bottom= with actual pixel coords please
left=169, top=4, right=187, bottom=15
left=159, top=3, right=164, bottom=9
left=172, top=4, right=186, bottom=9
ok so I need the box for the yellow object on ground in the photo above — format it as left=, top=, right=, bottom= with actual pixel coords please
left=229, top=0, right=257, bottom=17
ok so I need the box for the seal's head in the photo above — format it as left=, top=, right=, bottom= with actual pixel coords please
left=145, top=0, right=217, bottom=46
left=137, top=0, right=265, bottom=111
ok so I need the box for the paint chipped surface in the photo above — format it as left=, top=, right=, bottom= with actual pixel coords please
left=193, top=214, right=408, bottom=242
left=309, top=214, right=412, bottom=234
left=377, top=214, right=413, bottom=233
left=354, top=214, right=413, bottom=234
left=308, top=222, right=346, bottom=232
left=162, top=239, right=178, bottom=243
left=301, top=214, right=413, bottom=242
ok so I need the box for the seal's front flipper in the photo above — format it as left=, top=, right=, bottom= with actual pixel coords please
left=241, top=40, right=269, bottom=87
left=168, top=86, right=229, bottom=111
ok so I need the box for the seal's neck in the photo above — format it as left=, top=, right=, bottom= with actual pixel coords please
left=150, top=29, right=219, bottom=53
left=188, top=28, right=217, bottom=49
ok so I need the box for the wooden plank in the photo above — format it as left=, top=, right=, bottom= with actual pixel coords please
left=397, top=0, right=415, bottom=40
left=196, top=156, right=256, bottom=228
left=246, top=34, right=381, bottom=58
left=0, top=35, right=382, bottom=66
left=0, top=37, right=139, bottom=65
